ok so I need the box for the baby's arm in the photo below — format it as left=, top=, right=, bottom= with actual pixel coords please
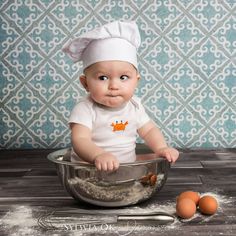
left=138, top=121, right=179, bottom=163
left=70, top=123, right=119, bottom=171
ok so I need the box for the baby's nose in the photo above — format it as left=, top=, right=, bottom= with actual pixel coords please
left=109, top=79, right=119, bottom=90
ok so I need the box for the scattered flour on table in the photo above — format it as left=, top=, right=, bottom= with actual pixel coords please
left=0, top=205, right=39, bottom=236
left=0, top=191, right=234, bottom=235
left=88, top=191, right=235, bottom=233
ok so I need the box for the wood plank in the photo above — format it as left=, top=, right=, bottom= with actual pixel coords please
left=23, top=168, right=57, bottom=177
left=201, top=160, right=236, bottom=168
left=0, top=169, right=31, bottom=177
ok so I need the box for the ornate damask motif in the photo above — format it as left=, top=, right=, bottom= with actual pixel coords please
left=166, top=63, right=205, bottom=101
left=144, top=39, right=181, bottom=77
left=166, top=108, right=204, bottom=147
left=5, top=39, right=44, bottom=77
left=191, top=39, right=228, bottom=77
left=0, top=0, right=235, bottom=149
left=191, top=0, right=228, bottom=32
left=143, top=0, right=181, bottom=31
left=144, top=85, right=182, bottom=123
left=0, top=16, right=19, bottom=55
left=29, top=16, right=67, bottom=55
left=4, top=1, right=43, bottom=32
left=214, top=16, right=236, bottom=56
left=212, top=63, right=236, bottom=101
left=168, top=16, right=204, bottom=55
left=51, top=1, right=90, bottom=31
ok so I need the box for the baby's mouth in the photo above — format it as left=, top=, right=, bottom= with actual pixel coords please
left=107, top=94, right=119, bottom=97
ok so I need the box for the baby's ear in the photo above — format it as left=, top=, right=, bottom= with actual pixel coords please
left=137, top=73, right=141, bottom=81
left=80, top=75, right=89, bottom=91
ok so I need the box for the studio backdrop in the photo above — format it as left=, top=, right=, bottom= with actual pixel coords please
left=0, top=0, right=235, bottom=149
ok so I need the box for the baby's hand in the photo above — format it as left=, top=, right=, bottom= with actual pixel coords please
left=94, top=152, right=119, bottom=171
left=156, top=147, right=179, bottom=163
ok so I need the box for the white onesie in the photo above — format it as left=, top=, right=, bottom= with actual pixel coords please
left=68, top=95, right=150, bottom=163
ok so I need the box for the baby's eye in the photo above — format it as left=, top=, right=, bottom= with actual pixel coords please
left=120, top=75, right=129, bottom=81
left=98, top=76, right=108, bottom=81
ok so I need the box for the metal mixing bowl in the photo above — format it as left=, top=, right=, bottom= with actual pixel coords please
left=48, top=145, right=170, bottom=207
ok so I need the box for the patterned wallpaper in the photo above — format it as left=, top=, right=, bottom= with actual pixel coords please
left=0, top=0, right=235, bottom=149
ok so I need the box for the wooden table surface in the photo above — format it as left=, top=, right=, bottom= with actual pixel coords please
left=0, top=148, right=236, bottom=236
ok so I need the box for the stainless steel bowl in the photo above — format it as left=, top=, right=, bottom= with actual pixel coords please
left=48, top=145, right=170, bottom=207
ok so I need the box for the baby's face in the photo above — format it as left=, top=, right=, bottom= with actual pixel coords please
left=81, top=61, right=140, bottom=108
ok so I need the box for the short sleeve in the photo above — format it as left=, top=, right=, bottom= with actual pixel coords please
left=132, top=96, right=150, bottom=129
left=68, top=99, right=93, bottom=129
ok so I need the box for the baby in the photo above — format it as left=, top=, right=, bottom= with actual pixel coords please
left=63, top=21, right=179, bottom=171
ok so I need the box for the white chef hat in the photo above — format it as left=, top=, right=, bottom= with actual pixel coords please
left=62, top=20, right=140, bottom=69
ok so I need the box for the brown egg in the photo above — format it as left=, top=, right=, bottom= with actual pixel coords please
left=199, top=195, right=218, bottom=215
left=140, top=175, right=149, bottom=185
left=176, top=198, right=196, bottom=219
left=150, top=174, right=157, bottom=186
left=177, top=191, right=200, bottom=205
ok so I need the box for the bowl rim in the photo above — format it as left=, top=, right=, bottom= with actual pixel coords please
left=47, top=148, right=168, bottom=167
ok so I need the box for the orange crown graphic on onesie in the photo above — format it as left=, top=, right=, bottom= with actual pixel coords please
left=111, top=120, right=128, bottom=132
